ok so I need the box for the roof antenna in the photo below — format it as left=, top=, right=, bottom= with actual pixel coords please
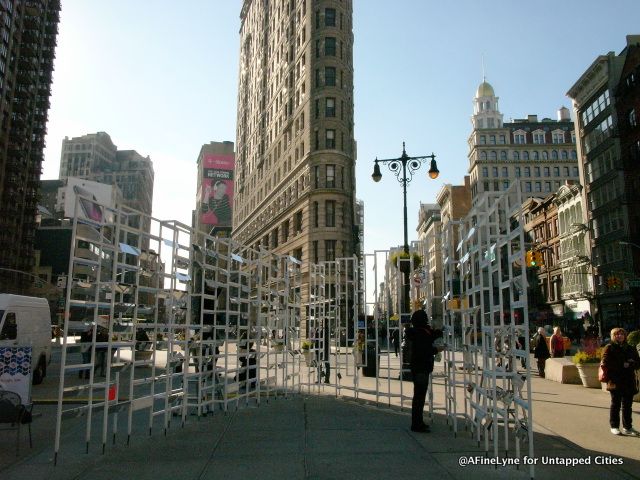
left=482, top=54, right=486, bottom=82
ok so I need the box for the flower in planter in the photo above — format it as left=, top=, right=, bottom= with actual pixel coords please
left=301, top=341, right=312, bottom=351
left=572, top=346, right=603, bottom=364
left=389, top=252, right=422, bottom=272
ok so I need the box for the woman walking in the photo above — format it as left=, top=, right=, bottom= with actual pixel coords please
left=601, top=327, right=640, bottom=436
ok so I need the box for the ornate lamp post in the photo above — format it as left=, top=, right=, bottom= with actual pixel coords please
left=371, top=142, right=439, bottom=314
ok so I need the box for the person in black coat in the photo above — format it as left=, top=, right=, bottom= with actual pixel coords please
left=406, top=310, right=439, bottom=432
left=533, top=327, right=551, bottom=378
left=602, top=327, right=640, bottom=436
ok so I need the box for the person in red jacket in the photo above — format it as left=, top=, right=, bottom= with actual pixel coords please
left=550, top=326, right=564, bottom=358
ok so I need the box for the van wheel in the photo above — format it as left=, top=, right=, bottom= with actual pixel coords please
left=32, top=358, right=45, bottom=385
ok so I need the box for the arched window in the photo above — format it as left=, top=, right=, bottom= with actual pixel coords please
left=523, top=151, right=529, bottom=160
left=571, top=150, right=577, bottom=159
left=561, top=150, right=568, bottom=159
left=500, top=151, right=507, bottom=160
left=542, top=151, right=548, bottom=160
left=489, top=151, right=497, bottom=160
left=513, top=151, right=520, bottom=160
left=533, top=151, right=539, bottom=160
left=480, top=151, right=487, bottom=160
left=551, top=150, right=558, bottom=160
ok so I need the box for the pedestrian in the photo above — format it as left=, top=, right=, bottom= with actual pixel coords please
left=406, top=309, right=439, bottom=433
left=391, top=328, right=400, bottom=357
left=353, top=331, right=365, bottom=369
left=95, top=326, right=109, bottom=376
left=601, top=327, right=640, bottom=436
left=79, top=325, right=93, bottom=379
left=315, top=322, right=331, bottom=383
left=550, top=326, right=564, bottom=358
left=533, top=327, right=550, bottom=378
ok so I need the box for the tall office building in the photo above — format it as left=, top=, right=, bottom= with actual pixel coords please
left=0, top=0, right=60, bottom=292
left=467, top=80, right=580, bottom=204
left=58, top=132, right=154, bottom=218
left=233, top=1, right=357, bottom=320
left=567, top=35, right=640, bottom=329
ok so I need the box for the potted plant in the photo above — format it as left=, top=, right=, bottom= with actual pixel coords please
left=301, top=341, right=315, bottom=366
left=389, top=252, right=422, bottom=273
left=626, top=330, right=640, bottom=401
left=572, top=346, right=603, bottom=388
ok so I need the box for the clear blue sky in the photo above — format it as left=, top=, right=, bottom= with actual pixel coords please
left=43, top=0, right=640, bottom=255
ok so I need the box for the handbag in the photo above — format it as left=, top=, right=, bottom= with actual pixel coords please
left=598, top=363, right=608, bottom=383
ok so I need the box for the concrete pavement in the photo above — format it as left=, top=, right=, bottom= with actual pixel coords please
left=2, top=355, right=640, bottom=479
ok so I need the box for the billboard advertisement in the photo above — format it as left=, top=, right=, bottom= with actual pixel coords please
left=63, top=178, right=117, bottom=223
left=200, top=154, right=234, bottom=229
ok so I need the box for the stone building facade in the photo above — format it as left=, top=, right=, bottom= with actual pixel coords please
left=233, top=0, right=357, bottom=324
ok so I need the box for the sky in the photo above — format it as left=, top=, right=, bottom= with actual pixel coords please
left=42, top=0, right=640, bottom=256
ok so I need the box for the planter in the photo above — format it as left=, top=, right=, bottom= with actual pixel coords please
left=576, top=363, right=600, bottom=388
left=302, top=350, right=316, bottom=367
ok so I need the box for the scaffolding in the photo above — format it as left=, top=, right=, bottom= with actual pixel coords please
left=442, top=184, right=534, bottom=477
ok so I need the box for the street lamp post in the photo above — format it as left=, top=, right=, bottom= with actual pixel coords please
left=371, top=142, right=439, bottom=315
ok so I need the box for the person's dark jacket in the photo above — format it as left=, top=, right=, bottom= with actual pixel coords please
left=602, top=341, right=640, bottom=394
left=533, top=333, right=550, bottom=360
left=405, top=311, right=438, bottom=374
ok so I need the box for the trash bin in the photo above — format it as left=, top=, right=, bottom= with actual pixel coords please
left=362, top=344, right=378, bottom=377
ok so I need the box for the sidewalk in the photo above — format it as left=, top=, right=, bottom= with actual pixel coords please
left=2, top=365, right=640, bottom=480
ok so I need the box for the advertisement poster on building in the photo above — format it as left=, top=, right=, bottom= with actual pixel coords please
left=200, top=154, right=234, bottom=232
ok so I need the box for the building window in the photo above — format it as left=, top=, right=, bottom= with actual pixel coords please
left=489, top=151, right=497, bottom=160
left=542, top=151, right=548, bottom=160
left=500, top=151, right=507, bottom=160
left=489, top=135, right=496, bottom=144
left=294, top=210, right=303, bottom=233
left=326, top=164, right=335, bottom=187
left=629, top=109, right=637, bottom=127
left=534, top=182, right=541, bottom=192
left=544, top=181, right=551, bottom=192
left=515, top=167, right=521, bottom=177
left=482, top=167, right=488, bottom=178
left=503, top=181, right=509, bottom=190
left=324, top=37, right=336, bottom=56
left=325, top=8, right=336, bottom=27
left=533, top=151, right=539, bottom=160
left=314, top=165, right=320, bottom=188
left=543, top=167, right=550, bottom=177
left=553, top=167, right=560, bottom=177
left=479, top=135, right=486, bottom=144
left=552, top=132, right=564, bottom=144
left=534, top=166, right=540, bottom=177
left=313, top=202, right=319, bottom=227
left=564, top=166, right=570, bottom=176
left=524, top=167, right=530, bottom=177
left=502, top=167, right=508, bottom=177
left=325, top=240, right=336, bottom=261
left=499, top=135, right=506, bottom=144
left=313, top=241, right=319, bottom=263
left=525, top=182, right=532, bottom=192
left=326, top=130, right=335, bottom=149
left=326, top=200, right=335, bottom=227
left=513, top=151, right=520, bottom=161
left=514, top=132, right=526, bottom=144
left=326, top=97, right=335, bottom=117
left=533, top=131, right=545, bottom=144
left=573, top=167, right=579, bottom=177
left=523, top=151, right=529, bottom=160
left=492, top=167, right=498, bottom=177
left=325, top=67, right=336, bottom=86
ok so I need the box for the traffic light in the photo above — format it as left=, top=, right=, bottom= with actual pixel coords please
left=533, top=251, right=544, bottom=267
left=525, top=250, right=534, bottom=267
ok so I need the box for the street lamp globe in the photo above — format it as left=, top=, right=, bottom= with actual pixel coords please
left=428, top=158, right=439, bottom=179
left=371, top=161, right=382, bottom=182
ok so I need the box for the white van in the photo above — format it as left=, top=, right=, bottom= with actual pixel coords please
left=0, top=294, right=52, bottom=384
